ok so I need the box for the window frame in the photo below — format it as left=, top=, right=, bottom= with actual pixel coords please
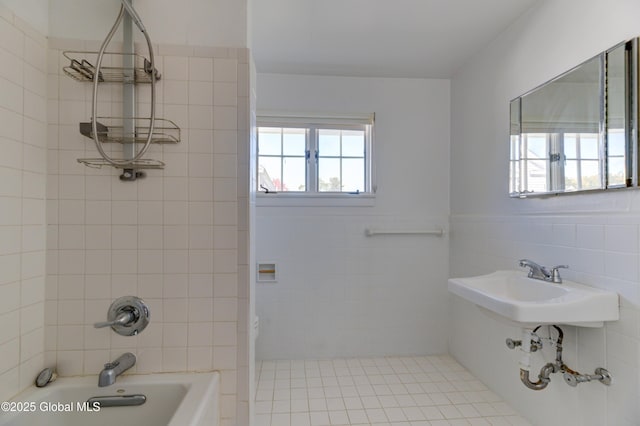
left=256, top=112, right=375, bottom=206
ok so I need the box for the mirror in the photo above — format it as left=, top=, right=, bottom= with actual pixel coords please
left=606, top=42, right=631, bottom=188
left=509, top=39, right=637, bottom=197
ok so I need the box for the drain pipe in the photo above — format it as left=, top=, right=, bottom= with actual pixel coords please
left=511, top=325, right=611, bottom=390
left=518, top=328, right=554, bottom=391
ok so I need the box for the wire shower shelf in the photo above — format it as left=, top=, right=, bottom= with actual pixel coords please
left=62, top=51, right=160, bottom=83
left=79, top=117, right=181, bottom=145
left=76, top=158, right=165, bottom=169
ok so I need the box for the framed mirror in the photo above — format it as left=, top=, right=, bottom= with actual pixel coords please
left=509, top=38, right=638, bottom=197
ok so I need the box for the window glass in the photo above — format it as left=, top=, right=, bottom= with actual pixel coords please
left=258, top=127, right=281, bottom=155
left=282, top=128, right=305, bottom=156
left=318, top=158, right=341, bottom=191
left=342, top=130, right=365, bottom=157
left=342, top=158, right=365, bottom=192
left=318, top=129, right=341, bottom=156
left=282, top=157, right=306, bottom=191
left=259, top=157, right=282, bottom=191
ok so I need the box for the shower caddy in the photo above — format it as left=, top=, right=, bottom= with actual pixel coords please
left=62, top=0, right=180, bottom=181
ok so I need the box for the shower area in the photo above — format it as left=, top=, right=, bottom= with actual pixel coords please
left=0, top=0, right=255, bottom=425
left=47, top=7, right=254, bottom=426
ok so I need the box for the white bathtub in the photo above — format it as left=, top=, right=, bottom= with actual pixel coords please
left=0, top=372, right=219, bottom=426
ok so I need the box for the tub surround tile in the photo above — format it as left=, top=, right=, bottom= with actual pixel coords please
left=43, top=41, right=251, bottom=426
left=0, top=10, right=47, bottom=402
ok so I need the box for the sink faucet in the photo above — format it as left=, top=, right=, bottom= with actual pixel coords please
left=98, top=352, right=136, bottom=387
left=519, top=259, right=568, bottom=284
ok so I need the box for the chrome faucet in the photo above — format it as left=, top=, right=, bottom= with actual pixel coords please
left=519, top=259, right=568, bottom=284
left=98, top=352, right=136, bottom=387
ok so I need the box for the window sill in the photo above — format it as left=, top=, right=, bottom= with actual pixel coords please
left=256, top=192, right=376, bottom=207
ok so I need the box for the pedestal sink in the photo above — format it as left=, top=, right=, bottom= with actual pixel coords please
left=448, top=270, right=619, bottom=327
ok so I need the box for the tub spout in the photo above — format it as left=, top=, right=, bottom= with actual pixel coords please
left=99, top=352, right=136, bottom=387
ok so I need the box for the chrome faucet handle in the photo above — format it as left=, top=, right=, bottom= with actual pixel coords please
left=550, top=265, right=568, bottom=283
left=94, top=296, right=150, bottom=336
left=94, top=311, right=134, bottom=329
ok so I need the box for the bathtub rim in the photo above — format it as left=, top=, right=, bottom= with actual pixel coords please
left=1, top=371, right=220, bottom=426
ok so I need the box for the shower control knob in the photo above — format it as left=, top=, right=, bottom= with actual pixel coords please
left=506, top=338, right=522, bottom=350
left=94, top=296, right=150, bottom=336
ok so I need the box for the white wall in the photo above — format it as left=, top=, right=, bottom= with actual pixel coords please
left=0, top=5, right=47, bottom=402
left=450, top=0, right=640, bottom=425
left=256, top=74, right=450, bottom=359
left=48, top=0, right=247, bottom=48
left=0, top=0, right=47, bottom=35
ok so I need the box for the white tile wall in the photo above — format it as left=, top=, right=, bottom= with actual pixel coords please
left=45, top=39, right=251, bottom=426
left=257, top=213, right=451, bottom=361
left=449, top=1, right=640, bottom=423
left=0, top=7, right=47, bottom=402
left=255, top=74, right=451, bottom=361
left=450, top=214, right=640, bottom=425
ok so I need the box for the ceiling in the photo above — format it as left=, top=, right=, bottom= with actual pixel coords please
left=250, top=0, right=539, bottom=78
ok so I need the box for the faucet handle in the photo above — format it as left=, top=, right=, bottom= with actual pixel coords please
left=94, top=311, right=134, bottom=329
left=94, top=296, right=150, bottom=336
left=550, top=265, right=568, bottom=283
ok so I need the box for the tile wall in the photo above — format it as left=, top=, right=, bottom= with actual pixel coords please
left=257, top=212, right=450, bottom=360
left=449, top=213, right=640, bottom=425
left=448, top=0, right=640, bottom=423
left=45, top=39, right=251, bottom=426
left=235, top=48, right=257, bottom=426
left=0, top=7, right=48, bottom=402
left=255, top=74, right=451, bottom=361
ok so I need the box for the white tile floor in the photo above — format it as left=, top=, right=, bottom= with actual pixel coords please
left=255, top=355, right=531, bottom=426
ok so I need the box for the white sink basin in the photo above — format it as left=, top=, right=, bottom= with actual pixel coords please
left=448, top=270, right=619, bottom=327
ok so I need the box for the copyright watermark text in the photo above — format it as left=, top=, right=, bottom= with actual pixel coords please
left=1, top=401, right=100, bottom=413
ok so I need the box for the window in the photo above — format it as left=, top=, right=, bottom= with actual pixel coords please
left=257, top=113, right=374, bottom=195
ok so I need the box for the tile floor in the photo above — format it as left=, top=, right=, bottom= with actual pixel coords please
left=255, top=355, right=531, bottom=426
